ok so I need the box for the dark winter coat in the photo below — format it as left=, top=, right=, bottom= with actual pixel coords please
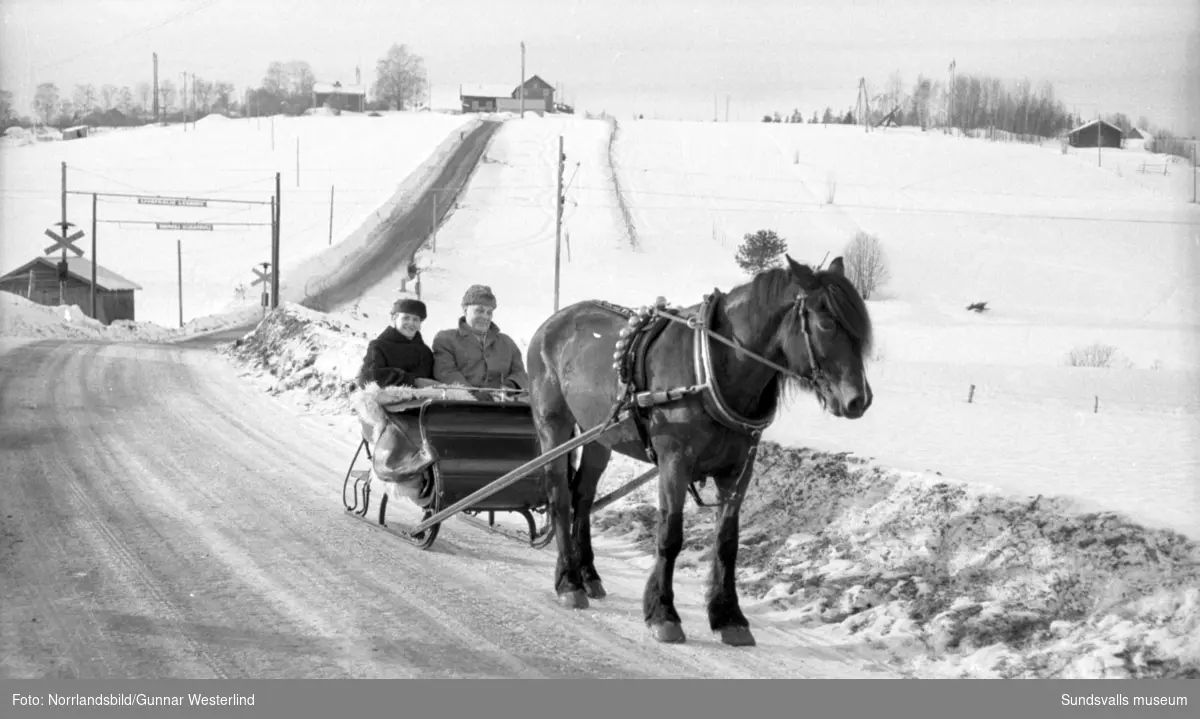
left=431, top=319, right=529, bottom=390
left=356, top=326, right=435, bottom=389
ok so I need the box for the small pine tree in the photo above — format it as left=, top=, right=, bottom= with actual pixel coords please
left=735, top=230, right=788, bottom=275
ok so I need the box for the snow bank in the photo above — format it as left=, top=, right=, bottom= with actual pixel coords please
left=222, top=301, right=371, bottom=410
left=593, top=444, right=1199, bottom=679
left=0, top=290, right=268, bottom=343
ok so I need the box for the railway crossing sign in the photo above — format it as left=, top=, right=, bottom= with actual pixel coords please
left=44, top=225, right=85, bottom=257
left=251, top=264, right=270, bottom=287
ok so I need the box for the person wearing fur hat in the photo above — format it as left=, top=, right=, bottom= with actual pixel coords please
left=431, top=284, right=529, bottom=396
left=356, top=297, right=436, bottom=389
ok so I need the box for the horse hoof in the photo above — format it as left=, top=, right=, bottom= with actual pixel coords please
left=557, top=590, right=589, bottom=610
left=716, top=626, right=757, bottom=647
left=649, top=622, right=686, bottom=644
left=584, top=579, right=607, bottom=599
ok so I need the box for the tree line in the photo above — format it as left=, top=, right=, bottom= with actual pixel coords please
left=0, top=43, right=429, bottom=131
left=760, top=69, right=1169, bottom=142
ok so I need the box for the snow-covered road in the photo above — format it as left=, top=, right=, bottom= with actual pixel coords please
left=0, top=337, right=899, bottom=678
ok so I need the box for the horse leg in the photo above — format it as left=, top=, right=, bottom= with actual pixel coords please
left=534, top=410, right=589, bottom=609
left=644, top=451, right=694, bottom=643
left=572, top=442, right=612, bottom=599
left=705, top=460, right=757, bottom=647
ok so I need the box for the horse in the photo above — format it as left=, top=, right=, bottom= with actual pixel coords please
left=524, top=254, right=874, bottom=646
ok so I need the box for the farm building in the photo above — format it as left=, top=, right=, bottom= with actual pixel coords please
left=0, top=256, right=141, bottom=324
left=60, top=125, right=89, bottom=140
left=1067, top=119, right=1124, bottom=149
left=312, top=82, right=367, bottom=112
left=460, top=75, right=558, bottom=115
left=1127, top=127, right=1152, bottom=140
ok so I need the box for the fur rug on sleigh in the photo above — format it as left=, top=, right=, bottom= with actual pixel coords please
left=351, top=382, right=479, bottom=440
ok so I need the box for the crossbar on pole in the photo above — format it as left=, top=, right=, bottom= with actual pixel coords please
left=65, top=190, right=273, bottom=205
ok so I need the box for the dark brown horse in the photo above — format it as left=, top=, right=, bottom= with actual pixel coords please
left=525, top=255, right=873, bottom=646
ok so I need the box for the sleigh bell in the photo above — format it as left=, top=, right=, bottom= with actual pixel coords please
left=618, top=326, right=633, bottom=338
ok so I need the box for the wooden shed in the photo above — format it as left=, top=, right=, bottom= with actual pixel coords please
left=0, top=256, right=141, bottom=324
left=1067, top=119, right=1124, bottom=149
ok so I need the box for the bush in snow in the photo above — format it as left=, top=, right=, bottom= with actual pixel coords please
left=735, top=229, right=789, bottom=275
left=1066, top=342, right=1118, bottom=368
left=843, top=230, right=890, bottom=300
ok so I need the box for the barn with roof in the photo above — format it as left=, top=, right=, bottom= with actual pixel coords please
left=0, top=256, right=142, bottom=324
left=313, top=81, right=367, bottom=112
left=459, top=75, right=558, bottom=115
left=1066, top=119, right=1125, bottom=149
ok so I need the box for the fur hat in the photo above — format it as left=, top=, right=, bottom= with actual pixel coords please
left=461, top=284, right=497, bottom=309
left=390, top=297, right=427, bottom=320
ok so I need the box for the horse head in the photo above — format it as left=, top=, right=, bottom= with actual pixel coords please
left=777, top=254, right=874, bottom=419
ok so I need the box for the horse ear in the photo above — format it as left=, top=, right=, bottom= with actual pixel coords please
left=787, top=255, right=818, bottom=291
left=827, top=256, right=845, bottom=276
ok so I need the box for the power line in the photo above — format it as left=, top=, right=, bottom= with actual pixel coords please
left=32, top=0, right=223, bottom=74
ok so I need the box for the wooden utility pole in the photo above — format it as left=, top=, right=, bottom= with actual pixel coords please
left=328, top=185, right=335, bottom=245
left=177, top=239, right=183, bottom=327
left=271, top=172, right=281, bottom=309
left=519, top=42, right=526, bottom=116
left=153, top=53, right=159, bottom=122
left=553, top=135, right=564, bottom=312
left=181, top=72, right=187, bottom=130
left=725, top=95, right=729, bottom=122
left=91, top=193, right=97, bottom=319
left=948, top=59, right=956, bottom=134
left=431, top=191, right=438, bottom=252
left=59, top=161, right=66, bottom=304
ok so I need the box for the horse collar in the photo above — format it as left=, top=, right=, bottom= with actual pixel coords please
left=693, top=289, right=776, bottom=435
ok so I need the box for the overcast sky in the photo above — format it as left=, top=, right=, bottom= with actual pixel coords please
left=2, top=0, right=1197, bottom=133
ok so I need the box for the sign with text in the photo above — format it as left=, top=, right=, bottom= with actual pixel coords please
left=155, top=222, right=213, bottom=231
left=138, top=197, right=208, bottom=208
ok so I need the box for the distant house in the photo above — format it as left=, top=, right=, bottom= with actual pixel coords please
left=0, top=256, right=141, bottom=324
left=1067, top=119, right=1124, bottom=149
left=459, top=75, right=558, bottom=115
left=61, top=125, right=89, bottom=140
left=1126, top=127, right=1151, bottom=140
left=313, top=82, right=367, bottom=112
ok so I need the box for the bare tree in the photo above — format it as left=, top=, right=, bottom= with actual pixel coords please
left=0, top=89, right=16, bottom=129
left=72, top=84, right=97, bottom=115
left=374, top=44, right=427, bottom=110
left=100, top=84, right=119, bottom=110
left=843, top=231, right=889, bottom=301
left=33, top=83, right=60, bottom=124
left=116, top=86, right=135, bottom=115
left=136, top=82, right=151, bottom=112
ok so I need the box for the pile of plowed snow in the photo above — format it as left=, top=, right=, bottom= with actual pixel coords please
left=219, top=301, right=1199, bottom=679
left=0, top=290, right=261, bottom=343
left=594, top=444, right=1199, bottom=679
left=223, top=301, right=375, bottom=412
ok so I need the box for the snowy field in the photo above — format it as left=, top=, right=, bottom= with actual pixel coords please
left=408, top=117, right=1200, bottom=541
left=0, top=110, right=475, bottom=329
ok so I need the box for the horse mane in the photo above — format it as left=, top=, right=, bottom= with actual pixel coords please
left=742, top=265, right=874, bottom=356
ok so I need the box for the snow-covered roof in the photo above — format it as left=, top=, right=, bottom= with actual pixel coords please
left=460, top=83, right=517, bottom=99
left=1067, top=118, right=1123, bottom=135
left=0, top=256, right=142, bottom=291
left=313, top=82, right=367, bottom=95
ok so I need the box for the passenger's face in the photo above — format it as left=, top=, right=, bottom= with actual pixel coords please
left=393, top=312, right=422, bottom=338
left=464, top=304, right=493, bottom=332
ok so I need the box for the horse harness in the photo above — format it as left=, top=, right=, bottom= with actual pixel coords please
left=590, top=287, right=828, bottom=507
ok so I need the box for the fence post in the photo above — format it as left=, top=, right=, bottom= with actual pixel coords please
left=967, top=384, right=975, bottom=404
left=1094, top=395, right=1099, bottom=414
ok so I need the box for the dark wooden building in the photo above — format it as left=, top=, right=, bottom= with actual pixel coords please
left=313, top=82, right=366, bottom=112
left=0, top=256, right=141, bottom=324
left=460, top=75, right=557, bottom=115
left=1067, top=119, right=1124, bottom=149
